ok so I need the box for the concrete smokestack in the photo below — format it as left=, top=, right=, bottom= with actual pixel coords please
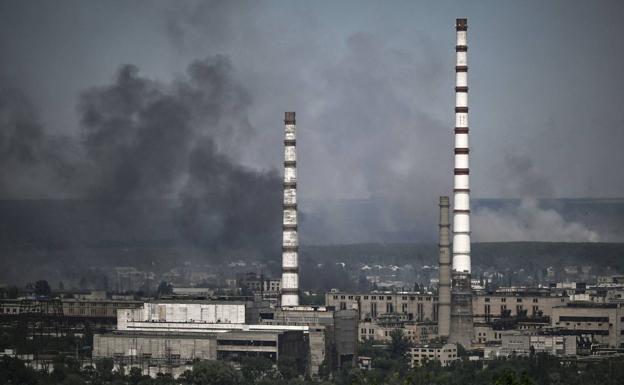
left=438, top=196, right=451, bottom=338
left=281, top=112, right=299, bottom=307
left=449, top=18, right=474, bottom=348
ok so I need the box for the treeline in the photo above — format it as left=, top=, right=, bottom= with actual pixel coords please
left=302, top=242, right=624, bottom=274
left=2, top=344, right=624, bottom=385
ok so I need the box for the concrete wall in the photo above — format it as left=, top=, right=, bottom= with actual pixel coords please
left=93, top=333, right=217, bottom=361
left=358, top=321, right=437, bottom=344
left=307, top=328, right=326, bottom=376
left=325, top=292, right=438, bottom=322
left=551, top=304, right=622, bottom=347
left=334, top=310, right=358, bottom=367
left=473, top=294, right=568, bottom=322
left=117, top=302, right=246, bottom=327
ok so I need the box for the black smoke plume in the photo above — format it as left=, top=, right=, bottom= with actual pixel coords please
left=0, top=56, right=281, bottom=261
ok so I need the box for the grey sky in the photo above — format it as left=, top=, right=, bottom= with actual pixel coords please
left=0, top=0, right=623, bottom=243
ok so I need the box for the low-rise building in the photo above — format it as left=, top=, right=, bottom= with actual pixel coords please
left=410, top=343, right=458, bottom=367
left=492, top=331, right=576, bottom=358
left=358, top=318, right=437, bottom=344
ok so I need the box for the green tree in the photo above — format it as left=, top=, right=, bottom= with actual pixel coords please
left=157, top=281, right=173, bottom=297
left=277, top=355, right=299, bottom=379
left=128, top=366, right=143, bottom=385
left=240, top=356, right=276, bottom=384
left=189, top=360, right=242, bottom=385
left=62, top=373, right=84, bottom=385
left=388, top=329, right=411, bottom=360
left=0, top=356, right=38, bottom=385
left=34, top=280, right=51, bottom=296
left=1, top=285, right=19, bottom=299
left=494, top=369, right=535, bottom=385
left=95, top=357, right=114, bottom=380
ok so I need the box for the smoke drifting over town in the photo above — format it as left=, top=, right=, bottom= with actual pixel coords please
left=0, top=0, right=623, bottom=262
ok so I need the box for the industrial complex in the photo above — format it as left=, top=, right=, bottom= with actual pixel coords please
left=2, top=18, right=624, bottom=379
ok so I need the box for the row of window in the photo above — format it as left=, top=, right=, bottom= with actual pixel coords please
left=484, top=297, right=541, bottom=303
left=332, top=295, right=436, bottom=301
left=558, top=316, right=610, bottom=323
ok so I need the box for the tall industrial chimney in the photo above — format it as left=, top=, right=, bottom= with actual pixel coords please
left=449, top=18, right=474, bottom=347
left=438, top=196, right=451, bottom=338
left=281, top=111, right=299, bottom=307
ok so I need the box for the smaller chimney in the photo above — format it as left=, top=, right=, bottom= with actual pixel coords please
left=438, top=196, right=451, bottom=338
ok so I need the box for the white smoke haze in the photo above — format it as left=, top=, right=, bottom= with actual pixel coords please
left=472, top=198, right=600, bottom=242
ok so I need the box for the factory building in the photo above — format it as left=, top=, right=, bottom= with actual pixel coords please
left=261, top=306, right=358, bottom=370
left=359, top=317, right=437, bottom=345
left=551, top=302, right=624, bottom=348
left=472, top=292, right=569, bottom=323
left=0, top=297, right=142, bottom=323
left=93, top=301, right=315, bottom=375
left=325, top=292, right=438, bottom=323
left=483, top=332, right=577, bottom=358
left=93, top=329, right=308, bottom=377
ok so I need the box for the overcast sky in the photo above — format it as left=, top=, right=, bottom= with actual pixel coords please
left=1, top=0, right=623, bottom=243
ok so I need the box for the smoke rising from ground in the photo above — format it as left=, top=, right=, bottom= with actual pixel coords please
left=473, top=198, right=601, bottom=242
left=472, top=154, right=605, bottom=242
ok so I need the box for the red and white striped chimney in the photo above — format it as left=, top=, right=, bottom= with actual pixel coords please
left=449, top=17, right=474, bottom=348
left=281, top=111, right=299, bottom=307
left=452, top=18, right=471, bottom=275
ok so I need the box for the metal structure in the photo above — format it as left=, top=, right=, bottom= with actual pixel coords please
left=437, top=196, right=451, bottom=338
left=15, top=298, right=66, bottom=357
left=281, top=112, right=299, bottom=307
left=449, top=18, right=474, bottom=348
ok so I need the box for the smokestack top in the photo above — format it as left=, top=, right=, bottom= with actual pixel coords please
left=439, top=196, right=450, bottom=206
left=456, top=18, right=467, bottom=31
left=284, top=112, right=296, bottom=124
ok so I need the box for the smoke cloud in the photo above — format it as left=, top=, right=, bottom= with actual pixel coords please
left=0, top=87, right=78, bottom=199
left=472, top=154, right=606, bottom=242
left=79, top=57, right=281, bottom=253
left=0, top=56, right=281, bottom=258
left=473, top=198, right=600, bottom=242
